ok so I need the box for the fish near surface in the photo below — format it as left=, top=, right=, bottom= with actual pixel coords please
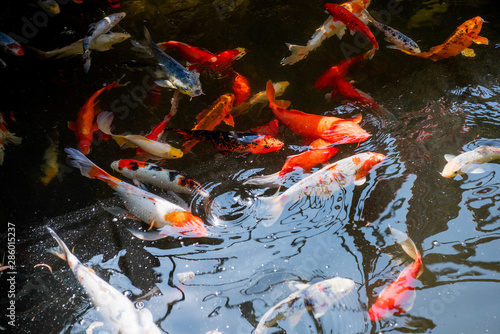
left=111, top=159, right=210, bottom=199
left=441, top=146, right=500, bottom=178
left=144, top=27, right=203, bottom=97
left=167, top=128, right=283, bottom=158
left=266, top=80, right=370, bottom=144
left=400, top=16, right=488, bottom=60
left=65, top=148, right=207, bottom=239
left=368, top=227, right=424, bottom=321
left=46, top=227, right=162, bottom=334
left=255, top=152, right=385, bottom=226
left=255, top=277, right=355, bottom=333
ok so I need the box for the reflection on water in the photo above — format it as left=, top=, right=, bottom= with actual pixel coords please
left=1, top=0, right=500, bottom=333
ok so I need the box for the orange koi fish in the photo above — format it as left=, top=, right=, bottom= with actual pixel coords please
left=182, top=93, right=235, bottom=154
left=325, top=76, right=376, bottom=105
left=0, top=111, right=21, bottom=165
left=314, top=51, right=370, bottom=91
left=158, top=40, right=247, bottom=74
left=244, top=145, right=339, bottom=186
left=325, top=3, right=378, bottom=58
left=65, top=148, right=207, bottom=239
left=400, top=16, right=488, bottom=60
left=232, top=73, right=251, bottom=107
left=251, top=119, right=279, bottom=138
left=168, top=128, right=284, bottom=158
left=68, top=79, right=126, bottom=155
left=266, top=80, right=370, bottom=144
left=369, top=227, right=423, bottom=321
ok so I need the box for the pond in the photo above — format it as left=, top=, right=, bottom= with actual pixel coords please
left=1, top=0, right=499, bottom=333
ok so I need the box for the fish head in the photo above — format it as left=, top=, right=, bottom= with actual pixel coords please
left=110, top=12, right=126, bottom=23
left=165, top=146, right=184, bottom=159
left=441, top=161, right=461, bottom=178
left=464, top=16, right=484, bottom=35
left=2, top=43, right=24, bottom=56
left=254, top=136, right=284, bottom=153
left=165, top=211, right=207, bottom=237
left=322, top=120, right=370, bottom=144
left=78, top=140, right=91, bottom=155
left=354, top=152, right=385, bottom=179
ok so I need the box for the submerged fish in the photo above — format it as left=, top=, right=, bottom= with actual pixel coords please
left=30, top=32, right=130, bottom=60
left=441, top=146, right=500, bottom=178
left=167, top=128, right=284, bottom=158
left=255, top=277, right=355, bottom=333
left=65, top=148, right=207, bottom=239
left=46, top=227, right=162, bottom=334
left=0, top=32, right=24, bottom=56
left=255, top=152, right=385, bottom=226
left=0, top=112, right=22, bottom=165
left=97, top=111, right=183, bottom=160
left=144, top=27, right=203, bottom=97
left=231, top=81, right=290, bottom=117
left=37, top=0, right=60, bottom=15
left=41, top=137, right=59, bottom=186
left=111, top=159, right=210, bottom=199
left=83, top=12, right=126, bottom=72
left=368, top=227, right=423, bottom=321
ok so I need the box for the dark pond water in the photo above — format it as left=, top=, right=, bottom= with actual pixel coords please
left=1, top=0, right=500, bottom=333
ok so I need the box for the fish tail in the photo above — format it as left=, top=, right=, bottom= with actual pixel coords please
left=96, top=111, right=117, bottom=136
left=4, top=133, right=22, bottom=145
left=266, top=80, right=291, bottom=110
left=389, top=226, right=421, bottom=262
left=361, top=9, right=375, bottom=23
left=243, top=171, right=281, bottom=186
left=46, top=227, right=72, bottom=262
left=255, top=195, right=285, bottom=227
left=65, top=147, right=120, bottom=187
left=280, top=43, right=309, bottom=65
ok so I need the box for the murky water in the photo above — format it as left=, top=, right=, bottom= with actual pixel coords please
left=1, top=0, right=500, bottom=333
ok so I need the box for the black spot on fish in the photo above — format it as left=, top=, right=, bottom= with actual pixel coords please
left=128, top=161, right=140, bottom=171
left=148, top=165, right=163, bottom=172
left=169, top=172, right=181, bottom=182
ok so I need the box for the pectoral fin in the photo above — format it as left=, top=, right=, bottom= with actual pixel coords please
left=461, top=48, right=476, bottom=57
left=462, top=163, right=486, bottom=174
left=223, top=114, right=235, bottom=127
left=473, top=36, right=489, bottom=45
left=288, top=311, right=304, bottom=328
left=354, top=177, right=366, bottom=186
left=444, top=154, right=456, bottom=162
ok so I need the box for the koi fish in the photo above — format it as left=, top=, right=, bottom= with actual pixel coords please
left=144, top=27, right=203, bottom=97
left=324, top=76, right=376, bottom=105
left=232, top=73, right=251, bottom=107
left=106, top=0, right=121, bottom=8
left=441, top=146, right=500, bottom=178
left=65, top=148, right=207, bottom=238
left=46, top=227, right=162, bottom=334
left=368, top=227, right=423, bottom=321
left=281, top=0, right=371, bottom=65
left=0, top=32, right=24, bottom=56
left=41, top=137, right=59, bottom=186
left=97, top=111, right=183, bottom=160
left=324, top=3, right=378, bottom=58
left=244, top=145, right=339, bottom=186
left=256, top=152, right=385, bottom=226
left=0, top=112, right=22, bottom=165
left=400, top=16, right=488, bottom=60
left=266, top=80, right=370, bottom=144
left=30, top=32, right=130, bottom=60
left=68, top=79, right=127, bottom=155
left=83, top=12, right=126, bottom=72
left=250, top=119, right=279, bottom=138
left=182, top=93, right=235, bottom=154
left=314, top=51, right=370, bottom=91
left=167, top=128, right=284, bottom=158
left=362, top=10, right=420, bottom=53
left=231, top=81, right=290, bottom=117
left=255, top=277, right=355, bottom=333
left=158, top=40, right=247, bottom=75
left=110, top=159, right=209, bottom=199
left=36, top=0, right=60, bottom=15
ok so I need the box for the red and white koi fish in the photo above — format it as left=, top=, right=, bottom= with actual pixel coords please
left=244, top=145, right=339, bottom=186
left=281, top=0, right=371, bottom=65
left=68, top=79, right=127, bottom=155
left=368, top=227, right=423, bottom=321
left=256, top=152, right=385, bottom=226
left=266, top=80, right=370, bottom=144
left=83, top=12, right=126, bottom=72
left=111, top=159, right=210, bottom=199
left=231, top=81, right=290, bottom=117
left=255, top=277, right=355, bottom=333
left=441, top=146, right=500, bottom=178
left=0, top=112, right=21, bottom=165
left=65, top=148, right=207, bottom=239
left=97, top=111, right=183, bottom=160
left=325, top=3, right=378, bottom=58
left=182, top=93, right=235, bottom=154
left=46, top=227, right=162, bottom=334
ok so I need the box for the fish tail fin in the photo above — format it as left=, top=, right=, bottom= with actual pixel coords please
left=181, top=139, right=198, bottom=154
left=389, top=226, right=421, bottom=263
left=266, top=81, right=291, bottom=109
left=4, top=133, right=22, bottom=145
left=46, top=227, right=72, bottom=262
left=255, top=195, right=285, bottom=227
left=280, top=43, right=309, bottom=65
left=243, top=171, right=281, bottom=186
left=96, top=111, right=115, bottom=136
left=143, top=26, right=153, bottom=45
left=361, top=9, right=375, bottom=23
left=65, top=147, right=120, bottom=187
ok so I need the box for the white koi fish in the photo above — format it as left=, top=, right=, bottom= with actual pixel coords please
left=65, top=148, right=207, bottom=239
left=231, top=81, right=290, bottom=117
left=255, top=277, right=355, bottom=333
left=441, top=146, right=500, bottom=178
left=83, top=12, right=126, bottom=72
left=110, top=159, right=209, bottom=199
left=97, top=111, right=183, bottom=160
left=46, top=227, right=162, bottom=334
left=255, top=152, right=385, bottom=226
left=281, top=0, right=370, bottom=65
left=30, top=32, right=130, bottom=60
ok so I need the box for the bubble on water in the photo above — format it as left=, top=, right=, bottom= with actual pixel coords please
left=123, top=290, right=132, bottom=297
left=432, top=240, right=440, bottom=246
left=135, top=301, right=145, bottom=309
